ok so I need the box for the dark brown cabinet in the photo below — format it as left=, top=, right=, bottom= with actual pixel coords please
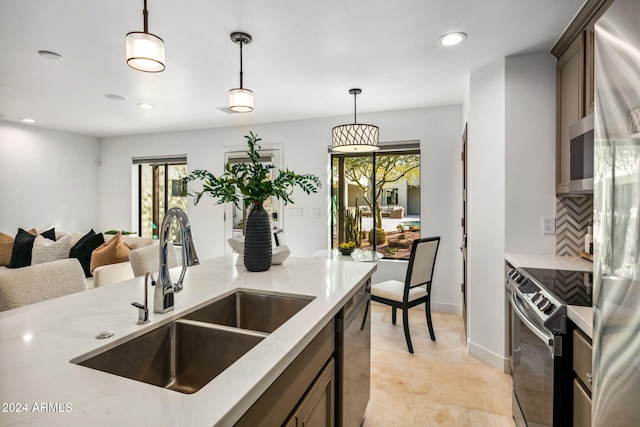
left=584, top=18, right=596, bottom=117
left=556, top=35, right=584, bottom=194
left=572, top=329, right=593, bottom=427
left=552, top=0, right=613, bottom=194
left=285, top=358, right=335, bottom=427
left=235, top=320, right=335, bottom=427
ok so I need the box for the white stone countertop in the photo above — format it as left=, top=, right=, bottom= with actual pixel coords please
left=0, top=255, right=376, bottom=426
left=505, top=253, right=593, bottom=272
left=505, top=252, right=593, bottom=337
left=568, top=306, right=593, bottom=339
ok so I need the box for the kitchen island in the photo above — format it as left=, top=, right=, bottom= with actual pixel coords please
left=0, top=255, right=376, bottom=426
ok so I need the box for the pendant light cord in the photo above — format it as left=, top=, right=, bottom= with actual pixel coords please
left=142, top=0, right=149, bottom=33
left=239, top=41, right=244, bottom=89
left=353, top=91, right=358, bottom=125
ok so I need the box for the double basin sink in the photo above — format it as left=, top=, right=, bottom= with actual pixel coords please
left=72, top=290, right=314, bottom=394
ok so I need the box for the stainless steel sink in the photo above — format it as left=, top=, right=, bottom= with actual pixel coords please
left=73, top=291, right=314, bottom=393
left=74, top=319, right=264, bottom=394
left=183, top=290, right=314, bottom=333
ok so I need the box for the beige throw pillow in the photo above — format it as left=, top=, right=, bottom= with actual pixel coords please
left=0, top=232, right=14, bottom=266
left=31, top=234, right=73, bottom=264
left=90, top=232, right=132, bottom=274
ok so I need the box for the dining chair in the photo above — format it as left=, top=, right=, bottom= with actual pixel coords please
left=370, top=236, right=440, bottom=353
left=92, top=261, right=134, bottom=287
left=128, top=242, right=180, bottom=277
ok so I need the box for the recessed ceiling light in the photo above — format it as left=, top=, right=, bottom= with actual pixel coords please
left=20, top=118, right=36, bottom=123
left=105, top=94, right=129, bottom=101
left=38, top=50, right=63, bottom=60
left=438, top=32, right=467, bottom=47
left=137, top=103, right=155, bottom=109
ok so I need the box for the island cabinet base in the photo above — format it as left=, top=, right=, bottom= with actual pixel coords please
left=284, top=358, right=335, bottom=427
left=235, top=319, right=335, bottom=427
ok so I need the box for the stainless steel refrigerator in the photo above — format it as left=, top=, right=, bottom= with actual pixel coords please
left=593, top=1, right=640, bottom=425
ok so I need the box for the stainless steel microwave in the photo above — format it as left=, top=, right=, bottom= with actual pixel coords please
left=569, top=113, right=594, bottom=194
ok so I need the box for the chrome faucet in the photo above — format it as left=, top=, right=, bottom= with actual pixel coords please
left=154, top=207, right=200, bottom=314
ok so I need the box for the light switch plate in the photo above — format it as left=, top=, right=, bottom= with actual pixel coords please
left=311, top=208, right=320, bottom=218
left=288, top=208, right=303, bottom=218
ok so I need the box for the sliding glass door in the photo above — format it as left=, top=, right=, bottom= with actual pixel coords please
left=136, top=159, right=188, bottom=241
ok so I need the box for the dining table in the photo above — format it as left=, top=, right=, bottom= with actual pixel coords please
left=312, top=248, right=383, bottom=262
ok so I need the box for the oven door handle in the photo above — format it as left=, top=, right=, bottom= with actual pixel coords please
left=510, top=292, right=554, bottom=352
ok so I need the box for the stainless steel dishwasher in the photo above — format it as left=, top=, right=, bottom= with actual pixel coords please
left=335, top=279, right=371, bottom=427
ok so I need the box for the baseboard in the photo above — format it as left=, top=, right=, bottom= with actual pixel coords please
left=431, top=302, right=462, bottom=315
left=467, top=339, right=510, bottom=373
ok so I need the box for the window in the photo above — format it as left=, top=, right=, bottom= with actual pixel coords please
left=134, top=156, right=188, bottom=242
left=331, top=142, right=420, bottom=260
left=382, top=188, right=399, bottom=205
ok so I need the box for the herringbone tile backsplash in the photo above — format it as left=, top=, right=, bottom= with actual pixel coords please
left=555, top=195, right=593, bottom=256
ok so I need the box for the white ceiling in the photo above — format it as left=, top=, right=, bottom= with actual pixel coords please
left=0, top=0, right=585, bottom=138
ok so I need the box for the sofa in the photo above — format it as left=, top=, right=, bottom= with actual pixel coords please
left=357, top=205, right=404, bottom=218
left=386, top=206, right=405, bottom=218
left=0, top=228, right=157, bottom=291
left=0, top=258, right=88, bottom=311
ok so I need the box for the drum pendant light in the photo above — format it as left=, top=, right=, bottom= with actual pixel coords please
left=332, top=89, right=379, bottom=152
left=229, top=32, right=254, bottom=113
left=126, top=0, right=165, bottom=72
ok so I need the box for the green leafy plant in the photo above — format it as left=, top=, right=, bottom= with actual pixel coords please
left=103, top=230, right=137, bottom=235
left=185, top=132, right=321, bottom=208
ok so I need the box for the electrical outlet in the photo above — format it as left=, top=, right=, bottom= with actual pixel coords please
left=311, top=208, right=320, bottom=218
left=542, top=217, right=556, bottom=235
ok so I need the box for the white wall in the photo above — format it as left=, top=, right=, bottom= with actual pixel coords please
left=466, top=53, right=558, bottom=371
left=505, top=53, right=557, bottom=254
left=468, top=59, right=507, bottom=370
left=98, top=105, right=464, bottom=313
left=0, top=120, right=99, bottom=233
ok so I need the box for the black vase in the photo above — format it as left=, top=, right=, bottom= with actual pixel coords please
left=244, top=203, right=272, bottom=272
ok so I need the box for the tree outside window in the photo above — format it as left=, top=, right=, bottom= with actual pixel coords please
left=332, top=148, right=420, bottom=260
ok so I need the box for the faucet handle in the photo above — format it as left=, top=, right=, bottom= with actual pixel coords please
left=131, top=302, right=149, bottom=324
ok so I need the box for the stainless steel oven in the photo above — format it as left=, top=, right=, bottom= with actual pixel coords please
left=506, top=267, right=592, bottom=427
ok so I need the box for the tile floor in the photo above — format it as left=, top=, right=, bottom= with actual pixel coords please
left=364, top=302, right=516, bottom=427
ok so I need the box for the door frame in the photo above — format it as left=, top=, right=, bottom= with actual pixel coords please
left=461, top=123, right=468, bottom=340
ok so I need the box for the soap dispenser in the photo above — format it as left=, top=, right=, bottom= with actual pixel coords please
left=585, top=219, right=593, bottom=255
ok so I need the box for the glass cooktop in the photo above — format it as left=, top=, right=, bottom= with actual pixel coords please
left=524, top=268, right=593, bottom=307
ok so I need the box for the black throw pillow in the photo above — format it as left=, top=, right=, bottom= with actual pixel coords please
left=69, top=231, right=105, bottom=277
left=7, top=227, right=56, bottom=268
left=71, top=229, right=96, bottom=249
left=40, top=228, right=57, bottom=241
